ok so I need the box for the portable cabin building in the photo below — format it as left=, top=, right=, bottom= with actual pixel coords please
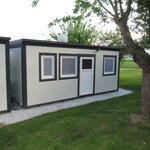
left=10, top=39, right=120, bottom=109
left=0, top=37, right=10, bottom=112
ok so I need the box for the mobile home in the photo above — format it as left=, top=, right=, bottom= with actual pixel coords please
left=0, top=37, right=10, bottom=112
left=10, top=39, right=120, bottom=109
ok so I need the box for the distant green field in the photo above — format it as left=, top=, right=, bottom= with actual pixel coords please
left=120, top=59, right=140, bottom=69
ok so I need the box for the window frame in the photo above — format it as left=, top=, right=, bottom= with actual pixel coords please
left=103, top=55, right=116, bottom=76
left=59, top=54, right=78, bottom=79
left=39, top=53, right=57, bottom=81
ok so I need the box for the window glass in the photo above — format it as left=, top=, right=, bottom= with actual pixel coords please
left=103, top=56, right=116, bottom=75
left=62, top=58, right=75, bottom=75
left=82, top=59, right=92, bottom=69
left=104, top=58, right=114, bottom=72
left=44, top=58, right=52, bottom=76
left=60, top=55, right=78, bottom=78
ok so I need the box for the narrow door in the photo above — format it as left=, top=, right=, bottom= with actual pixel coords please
left=79, top=57, right=94, bottom=96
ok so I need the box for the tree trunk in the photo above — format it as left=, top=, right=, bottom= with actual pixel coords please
left=115, top=19, right=136, bottom=54
left=115, top=19, right=150, bottom=118
left=148, top=0, right=150, bottom=38
left=141, top=71, right=150, bottom=117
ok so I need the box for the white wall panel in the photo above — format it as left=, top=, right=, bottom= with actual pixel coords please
left=95, top=50, right=119, bottom=93
left=26, top=46, right=96, bottom=106
left=0, top=44, right=7, bottom=111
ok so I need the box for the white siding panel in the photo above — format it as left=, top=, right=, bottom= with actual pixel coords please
left=26, top=45, right=119, bottom=106
left=26, top=46, right=96, bottom=106
left=27, top=79, right=78, bottom=106
left=10, top=48, right=22, bottom=105
left=95, top=50, right=119, bottom=93
left=0, top=44, right=7, bottom=111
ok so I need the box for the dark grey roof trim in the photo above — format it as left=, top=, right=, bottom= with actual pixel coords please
left=10, top=38, right=120, bottom=51
left=0, top=37, right=11, bottom=43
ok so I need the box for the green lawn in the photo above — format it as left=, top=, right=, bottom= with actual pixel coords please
left=120, top=59, right=140, bottom=69
left=0, top=61, right=150, bottom=150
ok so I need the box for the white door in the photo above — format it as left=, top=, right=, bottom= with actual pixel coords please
left=79, top=57, right=94, bottom=96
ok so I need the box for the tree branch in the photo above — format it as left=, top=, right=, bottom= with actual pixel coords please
left=97, top=0, right=115, bottom=17
left=124, top=0, right=132, bottom=19
left=148, top=0, right=150, bottom=38
left=118, top=0, right=124, bottom=16
left=114, top=0, right=118, bottom=14
left=108, top=0, right=118, bottom=16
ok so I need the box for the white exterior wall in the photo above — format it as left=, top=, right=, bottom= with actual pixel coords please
left=95, top=50, right=119, bottom=93
left=0, top=44, right=7, bottom=111
left=10, top=48, right=22, bottom=105
left=26, top=46, right=96, bottom=106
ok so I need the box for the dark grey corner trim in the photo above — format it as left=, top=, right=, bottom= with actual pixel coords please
left=117, top=51, right=120, bottom=90
left=103, top=55, right=117, bottom=76
left=22, top=44, right=28, bottom=108
left=93, top=55, right=96, bottom=94
left=77, top=55, right=80, bottom=97
left=9, top=39, right=23, bottom=48
left=5, top=40, right=11, bottom=112
left=39, top=53, right=57, bottom=82
left=0, top=37, right=11, bottom=44
left=0, top=110, right=10, bottom=114
left=97, top=46, right=120, bottom=51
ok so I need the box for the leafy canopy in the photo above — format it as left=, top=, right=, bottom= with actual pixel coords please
left=48, top=15, right=101, bottom=45
left=73, top=0, right=150, bottom=49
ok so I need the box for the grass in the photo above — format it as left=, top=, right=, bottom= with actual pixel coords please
left=0, top=60, right=150, bottom=150
left=120, top=69, right=142, bottom=90
left=120, top=59, right=140, bottom=69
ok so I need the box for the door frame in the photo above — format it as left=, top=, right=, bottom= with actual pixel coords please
left=78, top=54, right=96, bottom=97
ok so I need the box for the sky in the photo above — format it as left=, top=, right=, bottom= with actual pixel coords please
left=0, top=0, right=75, bottom=40
left=0, top=0, right=139, bottom=42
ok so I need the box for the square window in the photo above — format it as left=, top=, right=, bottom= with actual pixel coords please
left=82, top=59, right=92, bottom=69
left=62, top=58, right=76, bottom=75
left=103, top=56, right=116, bottom=76
left=60, top=55, right=78, bottom=79
left=40, top=53, right=56, bottom=81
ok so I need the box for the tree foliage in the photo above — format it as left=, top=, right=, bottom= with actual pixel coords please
left=67, top=20, right=100, bottom=44
left=134, top=0, right=150, bottom=48
left=48, top=15, right=101, bottom=45
left=32, top=0, right=39, bottom=7
left=73, top=0, right=150, bottom=49
left=98, top=29, right=124, bottom=47
left=32, top=0, right=150, bottom=46
left=32, top=0, right=124, bottom=47
left=48, top=15, right=124, bottom=47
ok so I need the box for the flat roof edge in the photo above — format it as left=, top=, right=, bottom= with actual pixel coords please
left=0, top=37, right=11, bottom=43
left=10, top=38, right=120, bottom=51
